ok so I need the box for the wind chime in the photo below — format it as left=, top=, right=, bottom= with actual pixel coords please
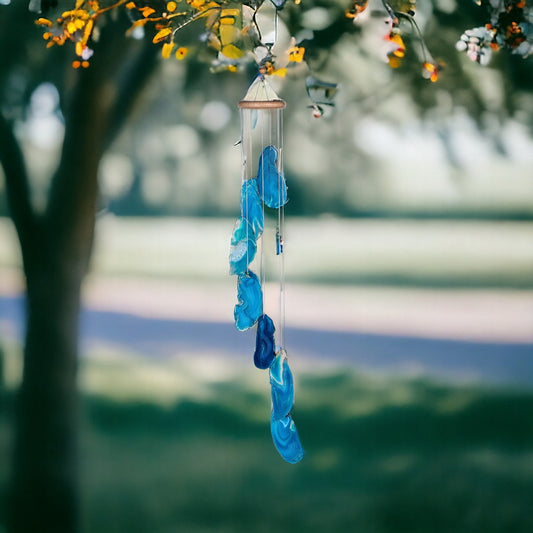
left=228, top=72, right=304, bottom=464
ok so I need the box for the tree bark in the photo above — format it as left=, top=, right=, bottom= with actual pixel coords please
left=8, top=256, right=82, bottom=533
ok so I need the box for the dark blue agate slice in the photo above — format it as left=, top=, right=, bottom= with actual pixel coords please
left=254, top=314, right=276, bottom=369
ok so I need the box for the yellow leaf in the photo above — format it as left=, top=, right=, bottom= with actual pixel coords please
left=62, top=9, right=89, bottom=19
left=126, top=18, right=148, bottom=35
left=126, top=1, right=136, bottom=8
left=67, top=21, right=78, bottom=34
left=153, top=27, right=172, bottom=43
left=220, top=8, right=240, bottom=24
left=194, top=1, right=219, bottom=17
left=131, top=19, right=148, bottom=28
left=423, top=62, right=440, bottom=82
left=288, top=46, right=305, bottom=63
left=188, top=0, right=206, bottom=9
left=167, top=1, right=177, bottom=12
left=389, top=33, right=405, bottom=50
left=219, top=24, right=239, bottom=46
left=82, top=19, right=94, bottom=45
left=345, top=0, right=369, bottom=20
left=162, top=42, right=174, bottom=59
left=388, top=55, right=402, bottom=68
left=221, top=44, right=243, bottom=59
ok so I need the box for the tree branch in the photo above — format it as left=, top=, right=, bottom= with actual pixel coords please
left=43, top=67, right=112, bottom=276
left=104, top=37, right=160, bottom=151
left=44, top=29, right=160, bottom=275
left=0, top=113, right=38, bottom=256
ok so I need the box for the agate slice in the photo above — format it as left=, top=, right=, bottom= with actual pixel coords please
left=234, top=270, right=262, bottom=331
left=253, top=314, right=276, bottom=369
left=269, top=351, right=294, bottom=420
left=229, top=217, right=257, bottom=275
left=241, top=178, right=264, bottom=236
left=256, top=146, right=288, bottom=209
left=270, top=414, right=304, bottom=464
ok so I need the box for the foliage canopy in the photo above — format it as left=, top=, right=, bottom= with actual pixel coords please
left=24, top=1, right=533, bottom=110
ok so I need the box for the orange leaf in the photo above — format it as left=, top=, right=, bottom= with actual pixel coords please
left=152, top=27, right=172, bottom=43
left=141, top=7, right=156, bottom=17
left=35, top=17, right=53, bottom=27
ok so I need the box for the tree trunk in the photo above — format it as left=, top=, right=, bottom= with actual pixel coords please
left=8, top=254, right=83, bottom=533
left=0, top=20, right=159, bottom=531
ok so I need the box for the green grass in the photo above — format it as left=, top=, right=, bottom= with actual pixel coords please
left=3, top=217, right=533, bottom=287
left=2, top=358, right=531, bottom=533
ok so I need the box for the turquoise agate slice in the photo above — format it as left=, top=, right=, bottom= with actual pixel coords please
left=254, top=314, right=275, bottom=369
left=234, top=271, right=262, bottom=331
left=257, top=146, right=288, bottom=209
left=241, top=178, right=264, bottom=236
left=229, top=218, right=257, bottom=275
left=271, top=414, right=304, bottom=464
left=269, top=351, right=294, bottom=420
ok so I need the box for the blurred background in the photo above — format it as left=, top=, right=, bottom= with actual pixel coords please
left=1, top=1, right=533, bottom=532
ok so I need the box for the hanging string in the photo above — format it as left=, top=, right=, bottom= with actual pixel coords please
left=241, top=106, right=252, bottom=276
left=277, top=106, right=286, bottom=351
left=242, top=108, right=249, bottom=273
left=259, top=100, right=266, bottom=315
left=274, top=8, right=279, bottom=53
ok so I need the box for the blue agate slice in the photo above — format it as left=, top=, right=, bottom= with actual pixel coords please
left=257, top=146, right=288, bottom=209
left=229, top=218, right=257, bottom=275
left=271, top=414, right=304, bottom=464
left=269, top=351, right=294, bottom=420
left=234, top=270, right=262, bottom=331
left=241, top=178, right=264, bottom=236
left=254, top=314, right=276, bottom=369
